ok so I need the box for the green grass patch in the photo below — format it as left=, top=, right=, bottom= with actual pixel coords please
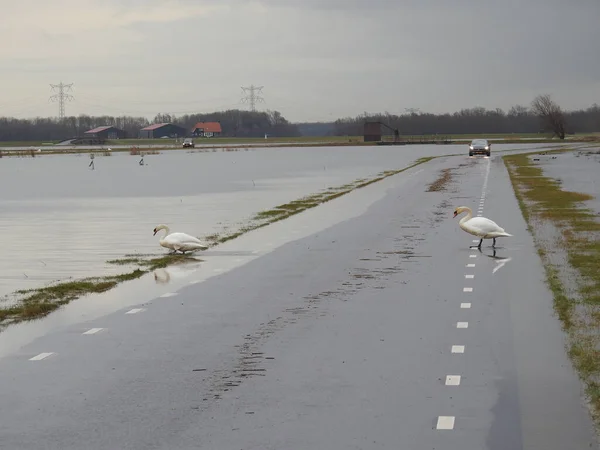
left=0, top=269, right=146, bottom=324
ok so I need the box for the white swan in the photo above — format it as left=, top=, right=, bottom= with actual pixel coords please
left=153, top=224, right=209, bottom=254
left=453, top=206, right=512, bottom=249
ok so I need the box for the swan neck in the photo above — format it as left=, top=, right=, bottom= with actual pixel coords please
left=459, top=208, right=473, bottom=224
left=162, top=226, right=170, bottom=238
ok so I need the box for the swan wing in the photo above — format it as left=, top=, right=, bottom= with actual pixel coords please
left=465, top=217, right=506, bottom=234
left=164, top=232, right=208, bottom=249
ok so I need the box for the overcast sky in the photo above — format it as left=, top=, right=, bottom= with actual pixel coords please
left=1, top=0, right=598, bottom=122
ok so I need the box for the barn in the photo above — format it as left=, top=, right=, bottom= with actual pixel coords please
left=191, top=122, right=222, bottom=138
left=138, top=123, right=187, bottom=139
left=83, top=126, right=126, bottom=140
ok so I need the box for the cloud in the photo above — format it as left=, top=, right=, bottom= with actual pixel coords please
left=1, top=0, right=599, bottom=120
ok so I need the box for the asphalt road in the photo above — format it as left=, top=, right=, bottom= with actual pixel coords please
left=0, top=155, right=597, bottom=449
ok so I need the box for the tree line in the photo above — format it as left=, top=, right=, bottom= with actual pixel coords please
left=331, top=96, right=599, bottom=139
left=0, top=109, right=301, bottom=142
left=0, top=95, right=597, bottom=142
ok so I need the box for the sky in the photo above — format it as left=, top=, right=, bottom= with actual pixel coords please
left=1, top=0, right=599, bottom=122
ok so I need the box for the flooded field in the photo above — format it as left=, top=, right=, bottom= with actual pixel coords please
left=537, top=147, right=600, bottom=214
left=0, top=143, right=554, bottom=299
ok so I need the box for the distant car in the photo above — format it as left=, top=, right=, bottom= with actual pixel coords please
left=182, top=138, right=195, bottom=148
left=469, top=139, right=491, bottom=157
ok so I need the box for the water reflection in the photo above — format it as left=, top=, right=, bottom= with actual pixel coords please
left=478, top=247, right=513, bottom=274
left=153, top=261, right=203, bottom=285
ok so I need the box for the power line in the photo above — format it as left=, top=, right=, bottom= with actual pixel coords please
left=240, top=85, right=264, bottom=112
left=49, top=82, right=74, bottom=120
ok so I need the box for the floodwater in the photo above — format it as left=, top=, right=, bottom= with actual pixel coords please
left=535, top=147, right=600, bottom=215
left=0, top=143, right=555, bottom=299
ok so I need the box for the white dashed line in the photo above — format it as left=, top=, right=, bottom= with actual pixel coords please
left=461, top=302, right=472, bottom=309
left=466, top=263, right=475, bottom=268
left=82, top=328, right=104, bottom=335
left=126, top=308, right=145, bottom=314
left=445, top=375, right=461, bottom=386
left=465, top=274, right=474, bottom=279
left=451, top=345, right=465, bottom=353
left=160, top=292, right=178, bottom=298
left=469, top=254, right=477, bottom=258
left=436, top=416, right=456, bottom=430
left=463, top=287, right=473, bottom=292
left=472, top=239, right=479, bottom=243
left=457, top=322, right=469, bottom=328
left=29, top=352, right=55, bottom=361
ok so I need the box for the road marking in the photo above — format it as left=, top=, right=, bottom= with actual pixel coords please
left=436, top=416, right=455, bottom=430
left=463, top=287, right=473, bottom=292
left=469, top=254, right=477, bottom=258
left=461, top=302, right=471, bottom=309
left=83, top=328, right=104, bottom=335
left=457, top=322, right=469, bottom=328
left=445, top=375, right=461, bottom=386
left=477, top=214, right=482, bottom=216
left=451, top=345, right=465, bottom=353
left=465, top=274, right=474, bottom=279
left=472, top=239, right=479, bottom=243
left=29, top=352, right=55, bottom=361
left=160, top=292, right=178, bottom=298
left=126, top=308, right=145, bottom=314
left=466, top=263, right=475, bottom=268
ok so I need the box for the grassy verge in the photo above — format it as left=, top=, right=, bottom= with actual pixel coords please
left=0, top=156, right=434, bottom=327
left=503, top=148, right=600, bottom=419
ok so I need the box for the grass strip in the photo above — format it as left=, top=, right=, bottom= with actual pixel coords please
left=503, top=147, right=600, bottom=419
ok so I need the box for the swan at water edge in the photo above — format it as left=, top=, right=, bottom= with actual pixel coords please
left=153, top=224, right=209, bottom=254
left=453, top=206, right=512, bottom=249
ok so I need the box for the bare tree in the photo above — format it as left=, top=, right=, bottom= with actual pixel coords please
left=531, top=94, right=566, bottom=139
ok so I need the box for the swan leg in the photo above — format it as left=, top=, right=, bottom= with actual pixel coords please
left=492, top=237, right=497, bottom=248
left=469, top=238, right=483, bottom=249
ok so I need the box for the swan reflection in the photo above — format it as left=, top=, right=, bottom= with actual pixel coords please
left=478, top=247, right=513, bottom=274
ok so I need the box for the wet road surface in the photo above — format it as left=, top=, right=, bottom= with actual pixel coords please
left=0, top=155, right=597, bottom=449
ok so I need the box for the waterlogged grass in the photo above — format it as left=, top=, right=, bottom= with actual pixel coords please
left=0, top=269, right=146, bottom=324
left=426, top=168, right=454, bottom=192
left=504, top=148, right=600, bottom=418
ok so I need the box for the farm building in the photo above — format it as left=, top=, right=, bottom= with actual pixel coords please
left=138, top=123, right=187, bottom=139
left=191, top=122, right=222, bottom=138
left=83, top=126, right=126, bottom=140
left=363, top=122, right=382, bottom=142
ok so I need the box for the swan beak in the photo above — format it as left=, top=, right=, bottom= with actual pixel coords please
left=153, top=229, right=157, bottom=236
left=453, top=211, right=458, bottom=218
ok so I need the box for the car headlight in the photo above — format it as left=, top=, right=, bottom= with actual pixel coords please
left=485, top=146, right=489, bottom=150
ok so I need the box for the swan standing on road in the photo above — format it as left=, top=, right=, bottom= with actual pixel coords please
left=153, top=224, right=209, bottom=254
left=453, top=206, right=512, bottom=248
